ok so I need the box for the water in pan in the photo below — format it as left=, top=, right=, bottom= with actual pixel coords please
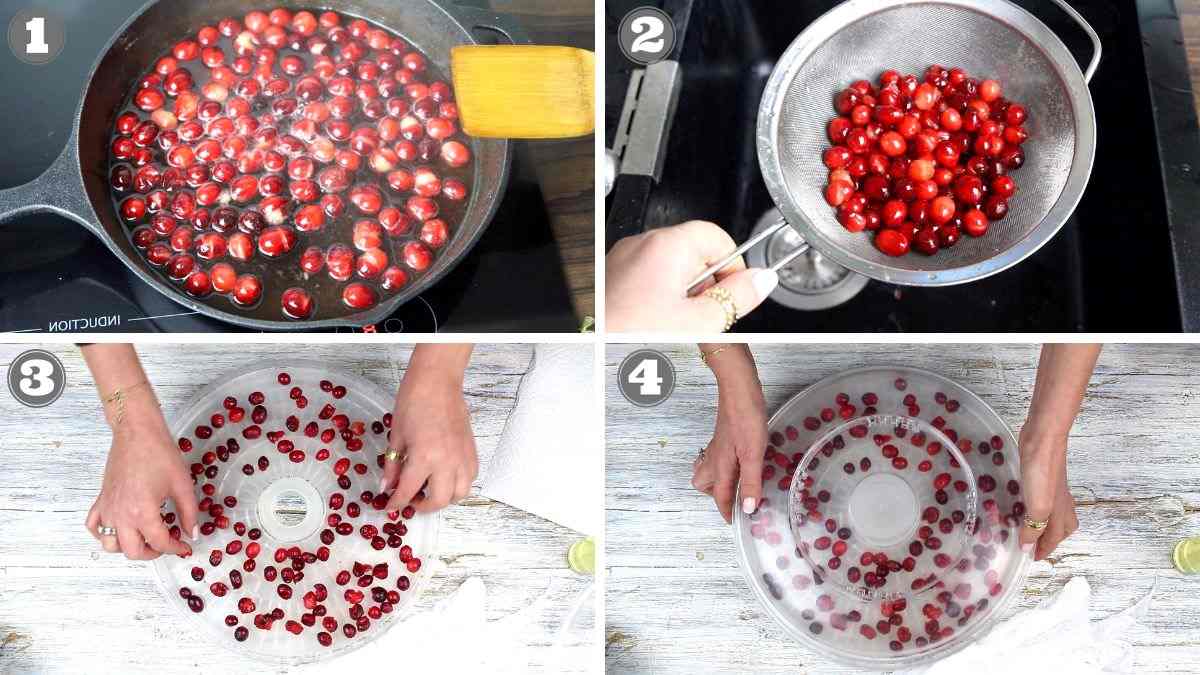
left=106, top=8, right=474, bottom=322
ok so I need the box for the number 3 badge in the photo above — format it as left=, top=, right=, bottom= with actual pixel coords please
left=7, top=349, right=67, bottom=408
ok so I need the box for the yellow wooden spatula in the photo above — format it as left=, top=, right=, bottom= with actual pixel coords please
left=450, top=45, right=594, bottom=139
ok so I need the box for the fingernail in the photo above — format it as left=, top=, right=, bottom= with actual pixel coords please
left=1021, top=543, right=1034, bottom=555
left=752, top=268, right=779, bottom=300
left=378, top=477, right=388, bottom=493
left=742, top=497, right=758, bottom=514
left=192, top=525, right=199, bottom=541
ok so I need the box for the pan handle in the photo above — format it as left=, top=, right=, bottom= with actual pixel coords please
left=454, top=5, right=531, bottom=46
left=1048, top=0, right=1102, bottom=84
left=0, top=131, right=94, bottom=232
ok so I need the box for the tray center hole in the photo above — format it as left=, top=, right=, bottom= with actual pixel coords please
left=255, top=476, right=323, bottom=543
left=848, top=472, right=918, bottom=547
left=273, top=489, right=307, bottom=526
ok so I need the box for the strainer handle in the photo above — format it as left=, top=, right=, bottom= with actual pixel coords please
left=686, top=218, right=789, bottom=294
left=768, top=240, right=813, bottom=274
left=1048, top=0, right=1102, bottom=84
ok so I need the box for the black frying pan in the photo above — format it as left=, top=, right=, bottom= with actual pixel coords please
left=0, top=0, right=523, bottom=330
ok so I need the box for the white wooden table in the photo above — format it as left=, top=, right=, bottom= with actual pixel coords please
left=606, top=344, right=1200, bottom=674
left=0, top=343, right=595, bottom=674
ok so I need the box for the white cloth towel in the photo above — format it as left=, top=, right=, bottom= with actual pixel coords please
left=897, top=576, right=1154, bottom=675
left=294, top=577, right=553, bottom=672
left=290, top=576, right=593, bottom=673
left=479, top=344, right=601, bottom=536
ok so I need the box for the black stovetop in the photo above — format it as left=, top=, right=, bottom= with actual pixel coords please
left=606, top=0, right=1199, bottom=332
left=0, top=0, right=577, bottom=333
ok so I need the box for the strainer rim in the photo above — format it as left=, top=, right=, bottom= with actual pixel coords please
left=756, top=0, right=1097, bottom=286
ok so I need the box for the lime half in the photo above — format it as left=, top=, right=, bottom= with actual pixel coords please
left=1173, top=538, right=1200, bottom=574
left=568, top=537, right=595, bottom=575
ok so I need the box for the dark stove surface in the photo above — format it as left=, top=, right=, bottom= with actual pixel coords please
left=606, top=0, right=1192, bottom=332
left=0, top=0, right=577, bottom=333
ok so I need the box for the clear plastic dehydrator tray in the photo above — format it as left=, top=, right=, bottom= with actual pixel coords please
left=152, top=362, right=438, bottom=664
left=734, top=365, right=1029, bottom=669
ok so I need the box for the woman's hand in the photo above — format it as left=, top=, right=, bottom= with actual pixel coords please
left=691, top=346, right=768, bottom=523
left=606, top=221, right=778, bottom=333
left=1016, top=344, right=1100, bottom=560
left=1018, top=428, right=1078, bottom=561
left=85, top=391, right=198, bottom=560
left=382, top=345, right=478, bottom=514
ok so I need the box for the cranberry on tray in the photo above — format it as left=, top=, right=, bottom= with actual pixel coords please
left=823, top=66, right=1028, bottom=258
left=107, top=8, right=475, bottom=321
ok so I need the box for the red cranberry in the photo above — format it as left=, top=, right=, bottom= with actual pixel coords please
left=184, top=269, right=212, bottom=297
left=257, top=226, right=297, bottom=257
left=1000, top=146, right=1025, bottom=170
left=962, top=209, right=988, bottom=237
left=983, top=195, right=1009, bottom=221
left=379, top=266, right=409, bottom=292
left=238, top=210, right=266, bottom=235
left=952, top=175, right=984, bottom=205
left=875, top=229, right=909, bottom=257
left=342, top=283, right=378, bottom=310
left=440, top=140, right=470, bottom=168
left=406, top=196, right=438, bottom=222
left=194, top=232, right=227, bottom=260
left=281, top=287, right=314, bottom=319
left=442, top=178, right=467, bottom=201
left=355, top=247, right=388, bottom=279
left=878, top=131, right=906, bottom=157
left=419, top=219, right=449, bottom=248
left=402, top=242, right=432, bottom=271
left=348, top=185, right=384, bottom=214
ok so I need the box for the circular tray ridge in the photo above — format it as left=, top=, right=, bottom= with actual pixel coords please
left=735, top=365, right=1028, bottom=669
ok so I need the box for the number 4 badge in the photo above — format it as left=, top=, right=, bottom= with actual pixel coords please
left=618, top=349, right=676, bottom=407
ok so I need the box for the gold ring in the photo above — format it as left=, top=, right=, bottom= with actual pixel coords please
left=703, top=287, right=738, bottom=332
left=1024, top=517, right=1048, bottom=531
left=384, top=450, right=402, bottom=462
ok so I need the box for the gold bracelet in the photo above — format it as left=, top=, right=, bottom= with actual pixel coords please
left=102, top=381, right=157, bottom=425
left=700, top=346, right=729, bottom=366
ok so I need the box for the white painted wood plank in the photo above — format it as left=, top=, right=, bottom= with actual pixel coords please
left=0, top=344, right=596, bottom=674
left=605, top=344, right=1200, bottom=674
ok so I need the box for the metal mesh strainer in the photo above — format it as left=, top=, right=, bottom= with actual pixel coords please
left=691, top=0, right=1100, bottom=291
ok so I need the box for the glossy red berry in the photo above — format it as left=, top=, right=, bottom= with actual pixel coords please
left=983, top=196, right=1009, bottom=221
left=962, top=208, right=988, bottom=237
left=231, top=274, right=261, bottom=306
left=342, top=283, right=378, bottom=310
left=281, top=287, right=314, bottom=319
left=875, top=229, right=910, bottom=257
left=257, top=226, right=297, bottom=258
